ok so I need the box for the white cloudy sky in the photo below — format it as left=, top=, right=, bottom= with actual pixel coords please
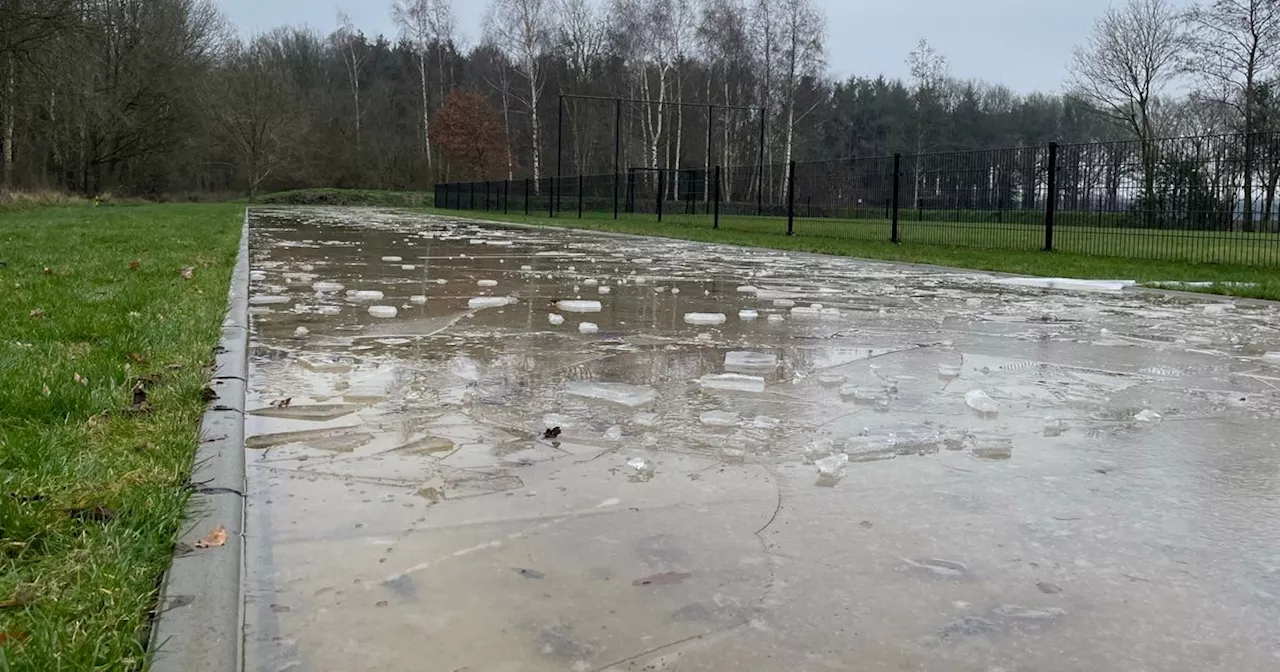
left=215, top=0, right=1196, bottom=93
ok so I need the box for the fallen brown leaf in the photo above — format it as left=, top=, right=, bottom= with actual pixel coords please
left=0, top=587, right=37, bottom=609
left=68, top=505, right=117, bottom=522
left=201, top=386, right=218, bottom=402
left=269, top=397, right=292, bottom=409
left=0, top=630, right=29, bottom=646
left=128, top=259, right=141, bottom=270
left=194, top=524, right=227, bottom=548
left=29, top=308, right=45, bottom=318
left=179, top=266, right=194, bottom=279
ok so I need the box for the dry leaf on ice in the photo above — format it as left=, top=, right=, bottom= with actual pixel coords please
left=194, top=524, right=227, bottom=548
left=128, top=259, right=141, bottom=270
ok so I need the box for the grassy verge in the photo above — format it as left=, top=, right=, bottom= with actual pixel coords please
left=0, top=204, right=242, bottom=670
left=254, top=187, right=433, bottom=207
left=420, top=208, right=1280, bottom=301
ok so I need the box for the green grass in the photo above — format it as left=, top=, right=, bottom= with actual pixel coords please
left=254, top=187, right=433, bottom=207
left=0, top=204, right=242, bottom=670
left=424, top=207, right=1280, bottom=301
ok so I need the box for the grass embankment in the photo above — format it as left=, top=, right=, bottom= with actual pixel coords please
left=424, top=207, right=1280, bottom=301
left=0, top=204, right=242, bottom=670
left=254, top=187, right=433, bottom=207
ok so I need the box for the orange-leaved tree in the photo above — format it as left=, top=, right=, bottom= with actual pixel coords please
left=431, top=89, right=509, bottom=181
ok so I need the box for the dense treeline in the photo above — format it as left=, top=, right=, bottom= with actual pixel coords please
left=1, top=0, right=1278, bottom=207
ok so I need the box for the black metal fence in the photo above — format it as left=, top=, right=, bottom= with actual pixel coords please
left=435, top=131, right=1280, bottom=267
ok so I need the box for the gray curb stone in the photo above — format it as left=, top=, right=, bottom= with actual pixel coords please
left=147, top=208, right=250, bottom=672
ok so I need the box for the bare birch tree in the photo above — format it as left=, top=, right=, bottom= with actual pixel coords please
left=335, top=11, right=369, bottom=152
left=485, top=0, right=554, bottom=185
left=1184, top=0, right=1280, bottom=229
left=1069, top=0, right=1188, bottom=211
left=776, top=0, right=824, bottom=183
left=392, top=0, right=456, bottom=174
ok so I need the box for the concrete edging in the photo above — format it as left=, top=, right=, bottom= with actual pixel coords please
left=148, top=208, right=251, bottom=672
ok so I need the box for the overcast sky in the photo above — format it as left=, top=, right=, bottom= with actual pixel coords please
left=215, top=0, right=1187, bottom=94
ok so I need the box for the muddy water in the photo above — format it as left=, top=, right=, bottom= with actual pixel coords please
left=242, top=207, right=1280, bottom=672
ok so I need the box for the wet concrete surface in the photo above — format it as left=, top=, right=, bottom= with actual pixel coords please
left=242, top=207, right=1280, bottom=671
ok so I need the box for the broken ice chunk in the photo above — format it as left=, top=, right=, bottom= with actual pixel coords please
left=409, top=295, right=427, bottom=304
left=773, top=299, right=795, bottom=308
left=752, top=415, right=780, bottom=429
left=548, top=313, right=565, bottom=325
left=477, top=279, right=498, bottom=287
left=815, top=453, right=849, bottom=487
left=520, top=264, right=533, bottom=271
left=584, top=278, right=599, bottom=286
left=817, top=373, right=846, bottom=387
left=737, top=285, right=759, bottom=293
left=468, top=296, right=514, bottom=309
left=598, top=286, right=611, bottom=295
left=565, top=381, right=656, bottom=407
left=840, top=384, right=889, bottom=406
left=1203, top=303, right=1232, bottom=315
left=316, top=305, right=341, bottom=316
left=249, top=270, right=267, bottom=281
left=1134, top=409, right=1162, bottom=423
left=625, top=457, right=655, bottom=481
left=738, top=309, right=759, bottom=320
left=632, top=412, right=659, bottom=426
left=683, top=312, right=727, bottom=325
left=803, top=438, right=836, bottom=464
left=578, top=322, right=599, bottom=333
left=724, top=351, right=778, bottom=373
left=699, top=410, right=739, bottom=427
left=401, top=264, right=416, bottom=270
left=970, top=434, right=1013, bottom=460
left=603, top=425, right=623, bottom=441
left=292, top=326, right=310, bottom=338
left=699, top=373, right=766, bottom=393
left=721, top=447, right=746, bottom=463
left=1043, top=417, right=1067, bottom=437
left=965, top=389, right=999, bottom=416
left=381, top=255, right=403, bottom=262
left=767, top=314, right=785, bottom=323
left=937, top=364, right=961, bottom=379
left=819, top=308, right=840, bottom=318
left=312, top=280, right=345, bottom=293
left=352, top=290, right=385, bottom=301
left=368, top=305, right=398, bottom=318
left=556, top=300, right=602, bottom=313
left=250, top=295, right=290, bottom=305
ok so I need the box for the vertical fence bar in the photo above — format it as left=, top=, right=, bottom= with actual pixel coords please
left=524, top=178, right=530, bottom=215
left=613, top=98, right=621, bottom=220
left=1044, top=142, right=1058, bottom=252
left=786, top=160, right=796, bottom=235
left=713, top=165, right=721, bottom=230
left=657, top=169, right=665, bottom=223
left=757, top=110, right=766, bottom=216
left=578, top=174, right=584, bottom=218
left=891, top=153, right=901, bottom=243
left=470, top=182, right=475, bottom=209
left=484, top=181, right=490, bottom=211
left=548, top=176, right=554, bottom=218
left=503, top=179, right=509, bottom=214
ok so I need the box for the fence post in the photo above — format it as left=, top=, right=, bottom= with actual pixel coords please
left=470, top=182, right=475, bottom=210
left=1044, top=142, right=1058, bottom=252
left=657, top=169, right=665, bottom=223
left=713, top=165, right=721, bottom=230
left=786, top=160, right=796, bottom=236
left=548, top=177, right=554, bottom=218
left=525, top=178, right=530, bottom=215
left=484, top=181, right=490, bottom=211
left=578, top=174, right=584, bottom=219
left=891, top=154, right=901, bottom=244
left=503, top=179, right=509, bottom=214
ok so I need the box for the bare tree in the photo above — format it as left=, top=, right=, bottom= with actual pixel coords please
left=776, top=0, right=824, bottom=179
left=485, top=0, right=554, bottom=185
left=1185, top=0, right=1280, bottom=229
left=392, top=0, right=456, bottom=173
left=1069, top=0, right=1188, bottom=210
left=907, top=38, right=949, bottom=206
left=554, top=0, right=606, bottom=172
left=335, top=11, right=369, bottom=151
left=212, top=33, right=299, bottom=196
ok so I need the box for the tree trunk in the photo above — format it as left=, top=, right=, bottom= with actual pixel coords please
left=420, top=52, right=432, bottom=171
left=528, top=58, right=541, bottom=187
left=2, top=55, right=14, bottom=190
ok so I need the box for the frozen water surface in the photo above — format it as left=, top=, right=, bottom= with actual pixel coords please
left=243, top=207, right=1280, bottom=672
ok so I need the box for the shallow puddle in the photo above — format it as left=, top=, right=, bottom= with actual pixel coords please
left=243, top=207, right=1280, bottom=671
